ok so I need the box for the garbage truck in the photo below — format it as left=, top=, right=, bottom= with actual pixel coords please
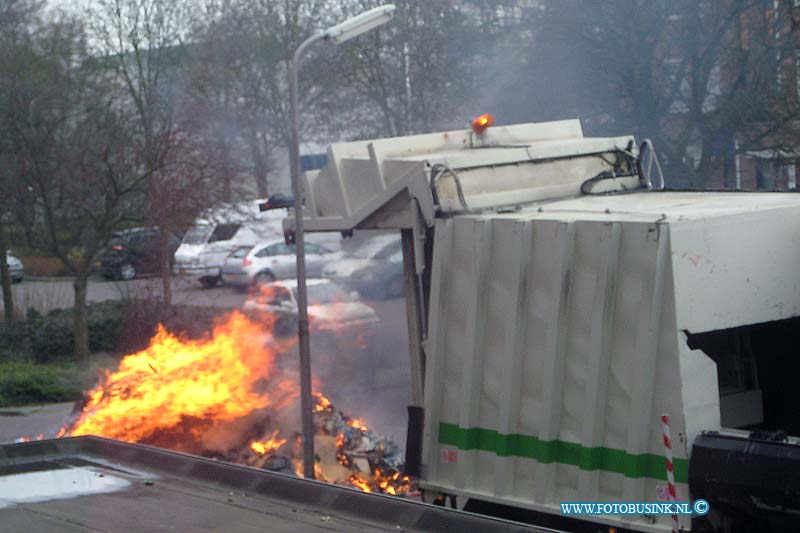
left=294, top=117, right=800, bottom=532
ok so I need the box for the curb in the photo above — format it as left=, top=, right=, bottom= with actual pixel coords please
left=22, top=276, right=76, bottom=282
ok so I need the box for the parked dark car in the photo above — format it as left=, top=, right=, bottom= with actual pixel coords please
left=6, top=251, right=23, bottom=283
left=322, top=235, right=404, bottom=300
left=95, top=228, right=181, bottom=280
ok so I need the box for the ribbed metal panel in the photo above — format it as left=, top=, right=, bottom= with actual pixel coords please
left=422, top=214, right=690, bottom=532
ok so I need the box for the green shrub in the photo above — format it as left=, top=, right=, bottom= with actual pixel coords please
left=115, top=301, right=223, bottom=353
left=0, top=301, right=231, bottom=407
left=1, top=299, right=227, bottom=363
left=0, top=360, right=84, bottom=407
left=27, top=300, right=127, bottom=362
left=0, top=321, right=33, bottom=361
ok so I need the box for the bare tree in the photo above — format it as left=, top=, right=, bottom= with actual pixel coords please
left=144, top=125, right=237, bottom=304
left=0, top=0, right=46, bottom=323
left=0, top=231, right=12, bottom=323
left=522, top=0, right=800, bottom=188
left=187, top=0, right=517, bottom=197
left=5, top=13, right=149, bottom=358
left=319, top=0, right=518, bottom=138
left=188, top=0, right=348, bottom=197
left=89, top=0, right=210, bottom=305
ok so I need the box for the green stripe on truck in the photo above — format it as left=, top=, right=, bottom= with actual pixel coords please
left=438, top=422, right=689, bottom=483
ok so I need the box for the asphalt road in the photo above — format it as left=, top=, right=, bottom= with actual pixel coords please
left=0, top=402, right=75, bottom=444
left=1, top=276, right=413, bottom=447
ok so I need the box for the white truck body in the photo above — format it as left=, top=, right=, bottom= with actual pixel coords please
left=296, top=119, right=800, bottom=532
left=420, top=193, right=800, bottom=532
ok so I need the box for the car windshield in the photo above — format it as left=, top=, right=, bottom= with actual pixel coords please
left=208, top=224, right=241, bottom=243
left=353, top=237, right=400, bottom=259
left=372, top=240, right=402, bottom=260
left=301, top=283, right=353, bottom=305
left=109, top=230, right=144, bottom=249
left=183, top=224, right=213, bottom=245
left=230, top=247, right=252, bottom=259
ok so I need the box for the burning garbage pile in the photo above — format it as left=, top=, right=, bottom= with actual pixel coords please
left=238, top=393, right=412, bottom=495
left=310, top=393, right=411, bottom=494
left=54, top=310, right=414, bottom=496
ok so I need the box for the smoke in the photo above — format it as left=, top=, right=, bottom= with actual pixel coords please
left=464, top=9, right=620, bottom=135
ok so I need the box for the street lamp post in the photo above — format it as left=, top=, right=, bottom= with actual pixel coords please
left=288, top=4, right=395, bottom=479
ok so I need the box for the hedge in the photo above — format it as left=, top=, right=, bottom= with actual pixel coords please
left=0, top=360, right=84, bottom=407
left=0, top=300, right=226, bottom=363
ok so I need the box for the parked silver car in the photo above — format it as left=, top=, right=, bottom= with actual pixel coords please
left=221, top=238, right=341, bottom=289
left=6, top=252, right=23, bottom=283
left=322, top=235, right=403, bottom=299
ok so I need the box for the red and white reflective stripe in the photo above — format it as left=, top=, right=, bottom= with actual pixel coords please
left=661, top=414, right=679, bottom=533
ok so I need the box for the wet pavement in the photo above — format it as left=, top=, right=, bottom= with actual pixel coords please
left=0, top=403, right=75, bottom=445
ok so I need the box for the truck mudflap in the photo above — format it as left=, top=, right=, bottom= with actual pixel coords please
left=690, top=431, right=800, bottom=531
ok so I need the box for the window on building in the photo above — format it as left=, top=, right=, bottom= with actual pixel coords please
left=664, top=57, right=690, bottom=114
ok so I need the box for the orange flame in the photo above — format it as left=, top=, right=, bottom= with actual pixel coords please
left=347, top=418, right=369, bottom=432
left=348, top=475, right=372, bottom=493
left=347, top=476, right=372, bottom=492
left=51, top=310, right=414, bottom=496
left=314, top=395, right=332, bottom=413
left=65, top=311, right=296, bottom=448
left=250, top=430, right=287, bottom=455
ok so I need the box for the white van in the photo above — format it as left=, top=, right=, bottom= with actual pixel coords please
left=173, top=199, right=342, bottom=288
left=173, top=200, right=286, bottom=288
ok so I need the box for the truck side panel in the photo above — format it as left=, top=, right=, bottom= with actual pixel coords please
left=422, top=215, right=696, bottom=532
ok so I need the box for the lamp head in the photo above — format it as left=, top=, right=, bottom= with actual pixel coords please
left=323, top=5, right=396, bottom=45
